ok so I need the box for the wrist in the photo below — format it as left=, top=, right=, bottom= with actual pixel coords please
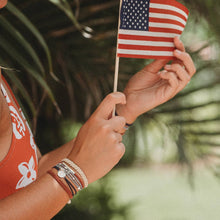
left=47, top=159, right=88, bottom=204
left=47, top=168, right=73, bottom=203
left=116, top=103, right=137, bottom=125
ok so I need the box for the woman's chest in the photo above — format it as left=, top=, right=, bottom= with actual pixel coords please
left=0, top=90, right=12, bottom=163
left=0, top=78, right=39, bottom=199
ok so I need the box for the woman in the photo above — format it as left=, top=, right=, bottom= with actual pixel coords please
left=0, top=0, right=196, bottom=219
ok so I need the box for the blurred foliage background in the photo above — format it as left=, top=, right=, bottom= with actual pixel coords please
left=0, top=0, right=220, bottom=219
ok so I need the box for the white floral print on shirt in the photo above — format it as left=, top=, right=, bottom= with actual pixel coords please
left=9, top=105, right=26, bottom=140
left=16, top=156, right=37, bottom=189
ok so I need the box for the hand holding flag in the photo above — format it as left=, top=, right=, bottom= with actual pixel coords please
left=116, top=37, right=196, bottom=124
left=113, top=0, right=195, bottom=125
left=113, top=0, right=189, bottom=94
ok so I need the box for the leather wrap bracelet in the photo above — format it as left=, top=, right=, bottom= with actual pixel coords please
left=47, top=169, right=73, bottom=199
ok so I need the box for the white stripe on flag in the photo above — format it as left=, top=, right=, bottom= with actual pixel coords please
left=150, top=3, right=188, bottom=19
left=149, top=13, right=186, bottom=26
left=117, top=49, right=174, bottom=56
left=118, top=29, right=180, bottom=38
left=149, top=22, right=184, bottom=31
left=118, top=39, right=174, bottom=47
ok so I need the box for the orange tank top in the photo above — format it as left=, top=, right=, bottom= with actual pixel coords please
left=0, top=76, right=38, bottom=199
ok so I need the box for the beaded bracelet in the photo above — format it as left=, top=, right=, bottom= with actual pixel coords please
left=62, top=158, right=88, bottom=188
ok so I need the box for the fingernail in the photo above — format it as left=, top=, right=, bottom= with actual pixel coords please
left=175, top=49, right=182, bottom=54
left=165, top=65, right=171, bottom=69
left=161, top=70, right=167, bottom=75
left=174, top=36, right=179, bottom=40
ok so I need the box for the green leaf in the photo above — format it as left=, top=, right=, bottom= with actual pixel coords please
left=0, top=15, right=45, bottom=75
left=5, top=2, right=53, bottom=74
left=2, top=69, right=37, bottom=117
left=48, top=0, right=81, bottom=30
left=0, top=35, right=56, bottom=106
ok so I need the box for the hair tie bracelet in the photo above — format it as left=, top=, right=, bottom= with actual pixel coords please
left=115, top=111, right=133, bottom=130
left=62, top=158, right=88, bottom=188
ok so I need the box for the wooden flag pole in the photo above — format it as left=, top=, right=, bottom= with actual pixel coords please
left=113, top=56, right=120, bottom=93
left=112, top=0, right=122, bottom=117
left=112, top=56, right=120, bottom=117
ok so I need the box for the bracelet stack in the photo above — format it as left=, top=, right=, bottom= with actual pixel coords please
left=47, top=158, right=88, bottom=204
left=62, top=158, right=88, bottom=188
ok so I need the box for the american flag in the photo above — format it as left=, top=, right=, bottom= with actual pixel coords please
left=117, top=0, right=189, bottom=59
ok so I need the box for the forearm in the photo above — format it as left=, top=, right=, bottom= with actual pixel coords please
left=0, top=139, right=77, bottom=220
left=38, top=139, right=75, bottom=177
left=0, top=92, right=127, bottom=220
left=0, top=173, right=69, bottom=220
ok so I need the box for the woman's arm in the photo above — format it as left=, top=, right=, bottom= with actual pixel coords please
left=116, top=37, right=196, bottom=124
left=0, top=92, right=126, bottom=220
left=0, top=173, right=69, bottom=220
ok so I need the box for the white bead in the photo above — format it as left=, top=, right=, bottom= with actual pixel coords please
left=58, top=169, right=66, bottom=178
left=67, top=200, right=71, bottom=204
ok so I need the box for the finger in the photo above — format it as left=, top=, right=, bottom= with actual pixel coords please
left=143, top=59, right=170, bottom=74
left=164, top=64, right=190, bottom=83
left=115, top=142, right=125, bottom=159
left=94, top=92, right=126, bottom=119
left=108, top=116, right=126, bottom=132
left=174, top=36, right=185, bottom=52
left=173, top=50, right=196, bottom=77
left=113, top=133, right=123, bottom=143
left=159, top=70, right=179, bottom=90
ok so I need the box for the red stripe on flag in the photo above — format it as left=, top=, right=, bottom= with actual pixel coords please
left=150, top=0, right=189, bottom=15
left=149, top=17, right=185, bottom=28
left=118, top=34, right=174, bottom=42
left=118, top=44, right=174, bottom=51
left=149, top=27, right=182, bottom=34
left=149, top=8, right=187, bottom=22
left=118, top=53, right=174, bottom=60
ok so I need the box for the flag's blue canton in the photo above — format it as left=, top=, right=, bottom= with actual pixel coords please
left=120, top=0, right=150, bottom=31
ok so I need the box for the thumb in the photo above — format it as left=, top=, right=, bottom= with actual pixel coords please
left=94, top=92, right=126, bottom=119
left=144, top=59, right=170, bottom=74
